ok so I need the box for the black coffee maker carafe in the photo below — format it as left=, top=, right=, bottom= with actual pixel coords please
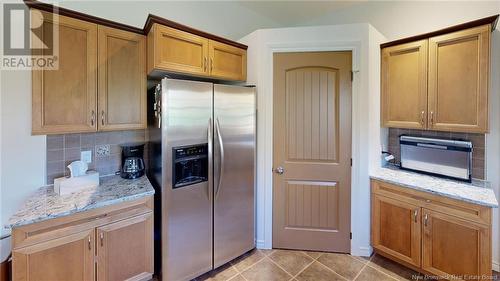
left=120, top=143, right=145, bottom=179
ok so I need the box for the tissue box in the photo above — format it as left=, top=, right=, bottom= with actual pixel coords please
left=54, top=171, right=100, bottom=195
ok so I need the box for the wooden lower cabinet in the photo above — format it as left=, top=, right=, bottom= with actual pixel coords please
left=12, top=230, right=95, bottom=281
left=372, top=194, right=421, bottom=267
left=422, top=209, right=491, bottom=279
left=11, top=197, right=154, bottom=281
left=97, top=213, right=153, bottom=281
left=371, top=180, right=492, bottom=280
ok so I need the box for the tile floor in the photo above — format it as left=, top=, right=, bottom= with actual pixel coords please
left=194, top=249, right=500, bottom=281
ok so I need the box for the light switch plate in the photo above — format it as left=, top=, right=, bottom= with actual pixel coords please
left=81, top=150, right=92, bottom=163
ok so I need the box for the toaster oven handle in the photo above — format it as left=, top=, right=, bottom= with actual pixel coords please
left=416, top=143, right=448, bottom=150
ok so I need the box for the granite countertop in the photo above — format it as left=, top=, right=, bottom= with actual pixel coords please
left=370, top=166, right=498, bottom=207
left=6, top=175, right=155, bottom=229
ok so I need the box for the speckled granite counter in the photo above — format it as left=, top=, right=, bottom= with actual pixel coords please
left=6, top=175, right=155, bottom=229
left=370, top=166, right=498, bottom=207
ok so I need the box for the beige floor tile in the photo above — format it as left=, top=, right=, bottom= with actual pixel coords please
left=228, top=275, right=246, bottom=281
left=230, top=249, right=266, bottom=272
left=368, top=254, right=421, bottom=281
left=355, top=265, right=396, bottom=281
left=317, top=252, right=365, bottom=280
left=260, top=249, right=276, bottom=256
left=269, top=250, right=314, bottom=276
left=303, top=251, right=324, bottom=259
left=196, top=263, right=239, bottom=281
left=241, top=258, right=292, bottom=281
left=296, top=261, right=345, bottom=281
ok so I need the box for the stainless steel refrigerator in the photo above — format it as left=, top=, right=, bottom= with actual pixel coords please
left=147, top=78, right=255, bottom=281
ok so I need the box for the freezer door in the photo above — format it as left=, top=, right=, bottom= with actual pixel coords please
left=213, top=84, right=256, bottom=268
left=161, top=79, right=214, bottom=281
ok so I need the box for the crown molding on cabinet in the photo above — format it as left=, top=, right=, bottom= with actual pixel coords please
left=380, top=14, right=499, bottom=48
left=23, top=0, right=248, bottom=50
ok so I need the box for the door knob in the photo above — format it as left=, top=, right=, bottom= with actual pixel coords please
left=275, top=166, right=284, bottom=175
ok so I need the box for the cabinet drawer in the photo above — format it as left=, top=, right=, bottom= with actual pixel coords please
left=371, top=180, right=491, bottom=226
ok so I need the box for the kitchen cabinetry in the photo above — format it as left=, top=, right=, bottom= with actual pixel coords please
left=381, top=40, right=428, bottom=129
left=427, top=25, right=490, bottom=133
left=31, top=11, right=146, bottom=135
left=12, top=230, right=95, bottom=281
left=11, top=197, right=154, bottom=281
left=147, top=22, right=247, bottom=81
left=32, top=11, right=98, bottom=134
left=371, top=180, right=492, bottom=280
left=98, top=26, right=146, bottom=131
left=380, top=16, right=496, bottom=133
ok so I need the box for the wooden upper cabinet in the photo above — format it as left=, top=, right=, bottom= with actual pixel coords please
left=372, top=194, right=421, bottom=267
left=98, top=26, right=146, bottom=131
left=148, top=23, right=209, bottom=77
left=32, top=11, right=97, bottom=135
left=12, top=229, right=95, bottom=281
left=147, top=22, right=247, bottom=81
left=209, top=40, right=247, bottom=81
left=97, top=212, right=153, bottom=281
left=381, top=40, right=428, bottom=129
left=422, top=209, right=491, bottom=279
left=427, top=25, right=490, bottom=133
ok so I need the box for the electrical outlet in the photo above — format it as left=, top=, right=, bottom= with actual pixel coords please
left=95, top=144, right=110, bottom=157
left=81, top=150, right=92, bottom=163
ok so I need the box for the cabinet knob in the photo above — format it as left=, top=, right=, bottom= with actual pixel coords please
left=424, top=214, right=429, bottom=227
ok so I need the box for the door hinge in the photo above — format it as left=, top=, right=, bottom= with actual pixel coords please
left=350, top=158, right=352, bottom=167
left=350, top=232, right=352, bottom=239
left=350, top=71, right=353, bottom=82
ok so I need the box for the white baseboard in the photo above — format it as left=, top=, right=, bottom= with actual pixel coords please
left=351, top=246, right=373, bottom=257
left=493, top=260, right=499, bottom=272
left=256, top=239, right=269, bottom=250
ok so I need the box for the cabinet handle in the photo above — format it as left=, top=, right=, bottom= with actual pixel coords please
left=424, top=214, right=429, bottom=227
left=101, top=110, right=105, bottom=126
left=100, top=232, right=104, bottom=247
left=430, top=111, right=434, bottom=124
left=204, top=57, right=207, bottom=72
left=210, top=58, right=213, bottom=72
left=420, top=111, right=425, bottom=125
left=413, top=209, right=418, bottom=223
left=88, top=236, right=91, bottom=250
left=91, top=110, right=95, bottom=126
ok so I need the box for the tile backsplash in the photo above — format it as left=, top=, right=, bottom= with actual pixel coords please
left=387, top=128, right=485, bottom=180
left=46, top=130, right=147, bottom=184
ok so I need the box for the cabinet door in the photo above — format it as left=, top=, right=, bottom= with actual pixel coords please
left=98, top=26, right=146, bottom=131
left=32, top=11, right=97, bottom=135
left=12, top=229, right=95, bottom=281
left=372, top=194, right=421, bottom=267
left=97, top=212, right=153, bottom=281
left=422, top=209, right=491, bottom=280
left=150, top=24, right=209, bottom=76
left=208, top=40, right=247, bottom=81
left=381, top=40, right=428, bottom=129
left=428, top=25, right=490, bottom=133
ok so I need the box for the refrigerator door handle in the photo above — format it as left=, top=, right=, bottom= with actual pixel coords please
left=215, top=118, right=225, bottom=200
left=208, top=118, right=213, bottom=200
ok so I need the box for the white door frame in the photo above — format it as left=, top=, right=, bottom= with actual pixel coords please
left=257, top=40, right=368, bottom=256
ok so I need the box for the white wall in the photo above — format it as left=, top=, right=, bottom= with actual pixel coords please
left=240, top=23, right=386, bottom=256
left=0, top=69, right=46, bottom=237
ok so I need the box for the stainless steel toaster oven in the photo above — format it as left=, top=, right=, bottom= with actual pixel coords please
left=399, top=135, right=473, bottom=182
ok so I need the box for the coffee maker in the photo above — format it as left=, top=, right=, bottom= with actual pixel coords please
left=120, top=143, right=145, bottom=179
